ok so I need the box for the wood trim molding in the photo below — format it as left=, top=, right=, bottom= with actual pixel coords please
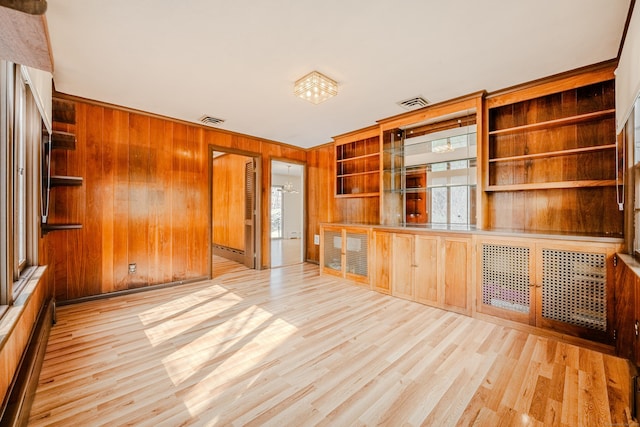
left=618, top=0, right=637, bottom=60
left=332, top=124, right=379, bottom=145
left=56, top=276, right=210, bottom=307
left=486, top=59, right=617, bottom=107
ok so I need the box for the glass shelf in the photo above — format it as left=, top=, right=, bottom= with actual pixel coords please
left=382, top=118, right=478, bottom=226
left=384, top=128, right=477, bottom=156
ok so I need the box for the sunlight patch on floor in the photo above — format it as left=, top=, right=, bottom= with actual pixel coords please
left=140, top=285, right=242, bottom=346
left=181, top=316, right=298, bottom=418
left=138, top=283, right=230, bottom=325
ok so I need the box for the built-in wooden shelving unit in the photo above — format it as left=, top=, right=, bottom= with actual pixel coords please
left=334, top=126, right=380, bottom=198
left=42, top=97, right=83, bottom=235
left=484, top=69, right=622, bottom=235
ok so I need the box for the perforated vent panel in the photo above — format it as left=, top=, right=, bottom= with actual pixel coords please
left=542, top=249, right=606, bottom=332
left=345, top=233, right=368, bottom=277
left=481, top=244, right=530, bottom=313
left=324, top=230, right=342, bottom=272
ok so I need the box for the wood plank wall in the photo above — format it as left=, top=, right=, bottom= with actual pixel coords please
left=305, top=143, right=380, bottom=263
left=212, top=154, right=248, bottom=251
left=45, top=96, right=306, bottom=301
left=0, top=269, right=49, bottom=412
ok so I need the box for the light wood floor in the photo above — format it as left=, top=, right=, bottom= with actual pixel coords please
left=29, top=259, right=636, bottom=426
left=270, top=238, right=303, bottom=268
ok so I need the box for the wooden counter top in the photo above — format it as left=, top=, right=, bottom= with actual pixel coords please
left=320, top=223, right=624, bottom=243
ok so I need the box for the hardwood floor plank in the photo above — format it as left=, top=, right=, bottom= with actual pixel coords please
left=28, top=259, right=636, bottom=426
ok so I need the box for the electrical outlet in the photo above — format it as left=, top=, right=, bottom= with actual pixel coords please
left=128, top=263, right=137, bottom=274
left=314, top=234, right=320, bottom=245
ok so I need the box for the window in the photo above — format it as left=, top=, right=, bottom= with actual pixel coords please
left=427, top=160, right=477, bottom=224
left=0, top=61, right=42, bottom=306
left=15, top=68, right=27, bottom=272
left=271, top=186, right=283, bottom=238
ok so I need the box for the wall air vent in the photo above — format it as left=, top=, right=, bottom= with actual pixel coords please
left=199, top=115, right=225, bottom=126
left=397, top=96, right=429, bottom=111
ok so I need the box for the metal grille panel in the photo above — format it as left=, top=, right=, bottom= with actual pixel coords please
left=481, top=244, right=530, bottom=313
left=345, top=232, right=368, bottom=277
left=542, top=249, right=606, bottom=332
left=323, top=230, right=342, bottom=272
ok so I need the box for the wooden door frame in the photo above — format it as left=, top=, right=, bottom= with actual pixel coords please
left=269, top=157, right=306, bottom=267
left=209, top=145, right=262, bottom=271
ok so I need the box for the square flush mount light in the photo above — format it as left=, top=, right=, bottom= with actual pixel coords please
left=294, top=71, right=338, bottom=104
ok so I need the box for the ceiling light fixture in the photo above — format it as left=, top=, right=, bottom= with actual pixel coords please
left=432, top=119, right=463, bottom=153
left=280, top=165, right=299, bottom=193
left=294, top=71, right=338, bottom=104
left=432, top=138, right=454, bottom=153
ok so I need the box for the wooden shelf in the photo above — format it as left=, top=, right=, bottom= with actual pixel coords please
left=336, top=170, right=379, bottom=179
left=335, top=192, right=380, bottom=198
left=50, top=175, right=83, bottom=187
left=486, top=180, right=618, bottom=192
left=47, top=130, right=77, bottom=150
left=489, top=144, right=616, bottom=163
left=336, top=152, right=379, bottom=163
left=41, top=223, right=83, bottom=235
left=52, top=98, right=76, bottom=125
left=488, top=109, right=615, bottom=136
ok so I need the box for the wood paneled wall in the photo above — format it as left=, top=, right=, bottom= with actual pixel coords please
left=0, top=269, right=48, bottom=414
left=305, top=143, right=380, bottom=263
left=45, top=96, right=306, bottom=301
left=212, top=154, right=248, bottom=251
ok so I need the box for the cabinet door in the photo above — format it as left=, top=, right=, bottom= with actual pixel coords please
left=372, top=231, right=392, bottom=294
left=321, top=227, right=344, bottom=278
left=345, top=229, right=369, bottom=285
left=476, top=238, right=536, bottom=325
left=535, top=242, right=617, bottom=344
left=392, top=234, right=414, bottom=300
left=414, top=235, right=439, bottom=306
left=442, top=237, right=471, bottom=315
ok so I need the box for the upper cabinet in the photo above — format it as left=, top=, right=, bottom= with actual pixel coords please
left=483, top=63, right=622, bottom=236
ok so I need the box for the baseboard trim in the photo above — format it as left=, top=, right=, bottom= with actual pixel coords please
left=0, top=298, right=54, bottom=427
left=57, top=276, right=211, bottom=306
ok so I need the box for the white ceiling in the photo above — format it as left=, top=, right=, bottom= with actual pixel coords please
left=272, top=160, right=303, bottom=177
left=46, top=0, right=631, bottom=149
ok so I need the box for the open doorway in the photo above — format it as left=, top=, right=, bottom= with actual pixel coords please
left=211, top=149, right=260, bottom=276
left=271, top=160, right=304, bottom=267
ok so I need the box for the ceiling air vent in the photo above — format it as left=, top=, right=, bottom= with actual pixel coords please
left=199, top=115, right=225, bottom=126
left=396, top=96, right=429, bottom=111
